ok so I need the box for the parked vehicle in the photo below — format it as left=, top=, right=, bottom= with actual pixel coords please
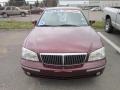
left=91, top=7, right=101, bottom=11
left=30, top=7, right=44, bottom=14
left=21, top=7, right=106, bottom=78
left=82, top=6, right=92, bottom=10
left=0, top=6, right=29, bottom=18
left=103, top=7, right=120, bottom=33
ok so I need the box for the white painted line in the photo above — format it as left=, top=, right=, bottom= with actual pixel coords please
left=98, top=32, right=120, bottom=53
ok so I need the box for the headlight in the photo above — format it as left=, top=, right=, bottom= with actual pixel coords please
left=22, top=47, right=39, bottom=61
left=88, top=47, right=105, bottom=61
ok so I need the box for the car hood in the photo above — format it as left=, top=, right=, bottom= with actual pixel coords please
left=24, top=26, right=103, bottom=53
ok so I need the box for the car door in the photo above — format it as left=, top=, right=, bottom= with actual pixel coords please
left=12, top=7, right=20, bottom=15
left=115, top=9, right=120, bottom=30
left=6, top=7, right=12, bottom=15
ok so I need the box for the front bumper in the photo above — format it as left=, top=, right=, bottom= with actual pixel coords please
left=21, top=59, right=106, bottom=78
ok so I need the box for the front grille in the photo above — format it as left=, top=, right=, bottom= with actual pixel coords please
left=40, top=53, right=87, bottom=66
left=64, top=55, right=86, bottom=65
left=41, top=55, right=62, bottom=65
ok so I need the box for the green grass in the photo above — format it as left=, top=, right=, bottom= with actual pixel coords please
left=0, top=20, right=104, bottom=30
left=0, top=21, right=33, bottom=30
left=92, top=21, right=104, bottom=29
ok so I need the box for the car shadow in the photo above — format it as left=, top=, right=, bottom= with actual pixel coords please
left=105, top=29, right=120, bottom=39
left=30, top=76, right=100, bottom=88
left=113, top=29, right=120, bottom=35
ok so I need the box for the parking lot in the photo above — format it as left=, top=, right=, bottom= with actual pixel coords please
left=0, top=8, right=120, bottom=90
left=0, top=29, right=120, bottom=90
left=0, top=11, right=103, bottom=21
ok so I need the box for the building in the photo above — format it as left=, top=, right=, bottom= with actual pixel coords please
left=58, top=0, right=120, bottom=8
left=58, top=0, right=89, bottom=7
left=89, top=0, right=120, bottom=8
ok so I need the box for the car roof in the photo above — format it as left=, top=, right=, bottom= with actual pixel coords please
left=45, top=7, right=81, bottom=11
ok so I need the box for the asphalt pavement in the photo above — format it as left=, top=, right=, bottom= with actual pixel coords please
left=0, top=29, right=120, bottom=90
left=101, top=30, right=120, bottom=47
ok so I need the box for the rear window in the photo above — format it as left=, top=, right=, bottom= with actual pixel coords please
left=6, top=7, right=11, bottom=10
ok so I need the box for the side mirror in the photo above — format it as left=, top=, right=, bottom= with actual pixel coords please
left=89, top=20, right=95, bottom=25
left=32, top=20, right=37, bottom=26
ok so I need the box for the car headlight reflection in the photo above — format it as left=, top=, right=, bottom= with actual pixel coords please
left=89, top=47, right=105, bottom=61
left=22, top=47, right=39, bottom=61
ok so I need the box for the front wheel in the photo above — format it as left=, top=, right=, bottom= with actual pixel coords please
left=105, top=18, right=113, bottom=33
left=2, top=13, right=8, bottom=18
left=21, top=12, right=26, bottom=17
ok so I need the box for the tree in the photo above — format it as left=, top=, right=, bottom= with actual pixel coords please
left=8, top=0, right=26, bottom=6
left=43, top=0, right=58, bottom=7
left=43, top=0, right=47, bottom=6
left=53, top=0, right=58, bottom=6
left=35, top=0, right=39, bottom=7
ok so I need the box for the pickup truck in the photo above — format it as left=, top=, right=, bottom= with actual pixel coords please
left=103, top=7, right=120, bottom=33
left=0, top=6, right=29, bottom=18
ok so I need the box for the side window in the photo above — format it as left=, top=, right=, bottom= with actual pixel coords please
left=12, top=7, right=16, bottom=10
left=15, top=8, right=19, bottom=11
left=6, top=7, right=11, bottom=10
left=12, top=7, right=18, bottom=10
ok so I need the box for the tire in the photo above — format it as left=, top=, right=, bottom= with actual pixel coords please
left=105, top=18, right=113, bottom=33
left=21, top=12, right=26, bottom=17
left=2, top=13, right=8, bottom=18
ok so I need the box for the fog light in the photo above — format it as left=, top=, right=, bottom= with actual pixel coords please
left=96, top=72, right=101, bottom=76
left=26, top=72, right=31, bottom=76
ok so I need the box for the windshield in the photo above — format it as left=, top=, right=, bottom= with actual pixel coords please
left=37, top=10, right=88, bottom=27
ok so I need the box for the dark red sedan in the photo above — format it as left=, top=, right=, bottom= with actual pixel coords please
left=30, top=7, right=44, bottom=14
left=21, top=7, right=106, bottom=78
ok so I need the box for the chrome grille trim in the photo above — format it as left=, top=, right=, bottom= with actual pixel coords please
left=40, top=53, right=87, bottom=66
left=41, top=53, right=87, bottom=55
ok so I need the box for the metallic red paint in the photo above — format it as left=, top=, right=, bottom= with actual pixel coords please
left=21, top=7, right=106, bottom=78
left=21, top=59, right=106, bottom=78
left=24, top=26, right=103, bottom=53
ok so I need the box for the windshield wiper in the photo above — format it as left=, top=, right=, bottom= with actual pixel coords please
left=57, top=24, right=80, bottom=27
left=39, top=25, right=53, bottom=27
left=38, top=24, right=80, bottom=27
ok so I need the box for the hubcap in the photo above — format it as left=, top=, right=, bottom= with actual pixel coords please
left=105, top=21, right=110, bottom=31
left=21, top=13, right=25, bottom=16
left=3, top=14, right=7, bottom=17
